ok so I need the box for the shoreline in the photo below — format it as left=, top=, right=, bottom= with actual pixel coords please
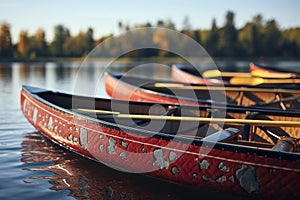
left=0, top=57, right=299, bottom=63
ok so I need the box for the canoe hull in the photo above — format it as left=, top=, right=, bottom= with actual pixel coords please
left=21, top=86, right=300, bottom=199
left=105, top=72, right=198, bottom=105
left=172, top=64, right=209, bottom=84
left=250, top=63, right=300, bottom=78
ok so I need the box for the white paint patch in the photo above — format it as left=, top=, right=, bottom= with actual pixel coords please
left=99, top=144, right=104, bottom=152
left=33, top=108, right=38, bottom=124
left=73, top=137, right=78, bottom=143
left=99, top=134, right=104, bottom=140
left=171, top=166, right=180, bottom=175
left=218, top=162, right=230, bottom=172
left=121, top=141, right=128, bottom=149
left=68, top=134, right=73, bottom=141
left=120, top=152, right=128, bottom=160
left=169, top=151, right=178, bottom=162
left=79, top=127, right=88, bottom=150
left=216, top=175, right=227, bottom=183
left=23, top=99, right=28, bottom=112
left=47, top=116, right=53, bottom=130
left=202, top=175, right=213, bottom=182
left=236, top=165, right=259, bottom=193
left=153, top=149, right=169, bottom=170
left=107, top=137, right=117, bottom=154
left=199, top=159, right=210, bottom=170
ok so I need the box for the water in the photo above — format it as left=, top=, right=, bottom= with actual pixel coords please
left=0, top=60, right=299, bottom=199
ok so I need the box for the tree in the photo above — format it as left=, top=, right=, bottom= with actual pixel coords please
left=118, top=21, right=123, bottom=33
left=50, top=25, right=70, bottom=57
left=282, top=27, right=300, bottom=56
left=17, top=30, right=30, bottom=58
left=238, top=23, right=253, bottom=56
left=0, top=22, right=13, bottom=57
left=253, top=14, right=263, bottom=27
left=84, top=28, right=94, bottom=54
left=205, top=19, right=219, bottom=56
left=262, top=19, right=282, bottom=56
left=218, top=11, right=238, bottom=56
left=251, top=15, right=264, bottom=56
left=182, top=16, right=192, bottom=32
left=193, top=30, right=201, bottom=44
left=32, top=28, right=48, bottom=57
left=165, top=19, right=176, bottom=30
left=61, top=28, right=95, bottom=57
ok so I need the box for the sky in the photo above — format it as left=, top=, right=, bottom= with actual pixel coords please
left=0, top=0, right=299, bottom=43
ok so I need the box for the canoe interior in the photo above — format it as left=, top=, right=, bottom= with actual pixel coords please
left=34, top=89, right=300, bottom=151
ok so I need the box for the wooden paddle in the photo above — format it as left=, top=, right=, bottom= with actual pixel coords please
left=202, top=69, right=251, bottom=78
left=251, top=71, right=298, bottom=78
left=76, top=108, right=300, bottom=127
left=230, top=77, right=300, bottom=86
left=203, top=69, right=296, bottom=79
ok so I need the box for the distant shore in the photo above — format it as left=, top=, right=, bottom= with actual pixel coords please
left=0, top=57, right=299, bottom=63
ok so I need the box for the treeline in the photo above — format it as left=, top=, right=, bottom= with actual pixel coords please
left=0, top=24, right=95, bottom=59
left=0, top=11, right=300, bottom=59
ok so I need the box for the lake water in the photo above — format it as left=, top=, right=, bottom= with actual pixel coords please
left=1, top=60, right=299, bottom=199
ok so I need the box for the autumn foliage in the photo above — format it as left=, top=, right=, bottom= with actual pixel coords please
left=0, top=11, right=300, bottom=59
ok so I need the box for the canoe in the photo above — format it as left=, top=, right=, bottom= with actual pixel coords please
left=172, top=64, right=300, bottom=85
left=172, top=64, right=248, bottom=84
left=21, top=85, right=300, bottom=199
left=105, top=72, right=300, bottom=110
left=171, top=64, right=224, bottom=84
left=250, top=63, right=300, bottom=78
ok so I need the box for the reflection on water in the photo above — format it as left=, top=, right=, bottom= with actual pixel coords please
left=1, top=61, right=300, bottom=97
left=0, top=61, right=173, bottom=97
left=21, top=132, right=240, bottom=200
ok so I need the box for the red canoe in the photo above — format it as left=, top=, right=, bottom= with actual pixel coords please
left=21, top=85, right=300, bottom=199
left=171, top=64, right=253, bottom=84
left=250, top=63, right=300, bottom=78
left=171, top=64, right=223, bottom=84
left=172, top=63, right=300, bottom=85
left=105, top=72, right=300, bottom=110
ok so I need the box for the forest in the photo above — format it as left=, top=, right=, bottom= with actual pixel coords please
left=0, top=11, right=300, bottom=59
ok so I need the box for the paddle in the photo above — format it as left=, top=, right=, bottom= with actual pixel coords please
left=77, top=108, right=300, bottom=127
left=250, top=63, right=298, bottom=79
left=251, top=71, right=298, bottom=78
left=202, top=69, right=251, bottom=78
left=203, top=69, right=297, bottom=79
left=230, top=77, right=300, bottom=86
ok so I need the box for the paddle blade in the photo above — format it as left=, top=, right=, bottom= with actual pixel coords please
left=202, top=69, right=222, bottom=78
left=203, top=70, right=252, bottom=78
left=230, top=77, right=264, bottom=86
left=251, top=71, right=296, bottom=79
